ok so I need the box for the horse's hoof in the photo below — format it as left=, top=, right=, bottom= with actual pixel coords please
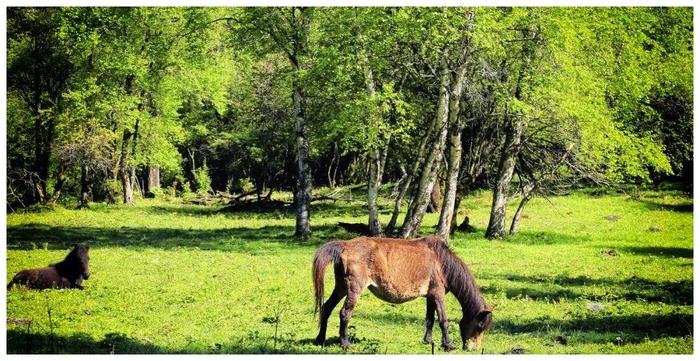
left=442, top=343, right=455, bottom=352
left=340, top=340, right=351, bottom=350
left=423, top=336, right=432, bottom=344
left=314, top=337, right=325, bottom=346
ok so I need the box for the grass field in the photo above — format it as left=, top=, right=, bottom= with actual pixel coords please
left=5, top=187, right=694, bottom=354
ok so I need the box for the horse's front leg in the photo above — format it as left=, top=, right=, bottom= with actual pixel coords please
left=431, top=292, right=454, bottom=351
left=338, top=286, right=361, bottom=350
left=71, top=277, right=84, bottom=290
left=423, top=298, right=436, bottom=344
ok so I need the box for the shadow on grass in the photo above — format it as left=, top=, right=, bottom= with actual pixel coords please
left=359, top=307, right=692, bottom=346
left=84, top=199, right=373, bottom=220
left=494, top=312, right=693, bottom=342
left=494, top=230, right=593, bottom=245
left=6, top=330, right=375, bottom=354
left=638, top=200, right=693, bottom=213
left=7, top=223, right=360, bottom=252
left=480, top=273, right=693, bottom=305
left=7, top=330, right=168, bottom=354
left=620, top=246, right=693, bottom=259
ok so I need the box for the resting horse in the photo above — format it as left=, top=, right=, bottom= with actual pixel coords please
left=312, top=236, right=493, bottom=351
left=7, top=245, right=91, bottom=290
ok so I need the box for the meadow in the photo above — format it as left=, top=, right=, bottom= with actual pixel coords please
left=5, top=187, right=694, bottom=354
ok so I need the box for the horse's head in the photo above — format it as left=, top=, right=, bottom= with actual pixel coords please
left=459, top=304, right=494, bottom=351
left=70, top=245, right=91, bottom=280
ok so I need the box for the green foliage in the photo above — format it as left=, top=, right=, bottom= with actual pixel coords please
left=193, top=165, right=212, bottom=195
left=6, top=6, right=693, bottom=206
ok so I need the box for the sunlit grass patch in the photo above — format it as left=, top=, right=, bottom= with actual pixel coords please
left=6, top=189, right=693, bottom=354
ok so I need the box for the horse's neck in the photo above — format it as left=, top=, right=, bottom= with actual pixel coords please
left=53, top=259, right=76, bottom=278
left=447, top=263, right=483, bottom=318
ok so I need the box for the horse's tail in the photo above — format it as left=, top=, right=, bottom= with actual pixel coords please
left=312, top=241, right=343, bottom=320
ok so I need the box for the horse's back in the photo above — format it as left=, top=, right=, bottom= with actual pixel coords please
left=10, top=267, right=69, bottom=290
left=339, top=236, right=441, bottom=303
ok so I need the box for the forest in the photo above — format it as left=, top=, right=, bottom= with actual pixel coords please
left=7, top=7, right=693, bottom=239
left=5, top=6, right=694, bottom=355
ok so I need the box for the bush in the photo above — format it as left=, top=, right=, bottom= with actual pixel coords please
left=193, top=165, right=212, bottom=195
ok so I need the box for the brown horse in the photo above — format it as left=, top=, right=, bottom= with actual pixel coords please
left=7, top=245, right=91, bottom=290
left=312, top=236, right=493, bottom=351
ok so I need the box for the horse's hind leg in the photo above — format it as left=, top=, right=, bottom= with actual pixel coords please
left=338, top=282, right=362, bottom=350
left=315, top=285, right=346, bottom=346
left=423, top=298, right=436, bottom=344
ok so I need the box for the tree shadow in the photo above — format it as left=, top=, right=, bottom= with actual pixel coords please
left=6, top=223, right=356, bottom=252
left=620, top=246, right=693, bottom=259
left=7, top=329, right=379, bottom=354
left=479, top=285, right=580, bottom=301
left=7, top=330, right=170, bottom=354
left=308, top=202, right=373, bottom=218
left=494, top=230, right=593, bottom=245
left=480, top=273, right=693, bottom=305
left=637, top=199, right=693, bottom=213
left=495, top=312, right=693, bottom=343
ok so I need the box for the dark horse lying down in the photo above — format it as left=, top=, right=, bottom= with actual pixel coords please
left=7, top=245, right=91, bottom=290
left=313, top=236, right=493, bottom=351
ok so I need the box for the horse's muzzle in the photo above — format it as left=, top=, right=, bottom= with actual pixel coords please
left=83, top=272, right=90, bottom=280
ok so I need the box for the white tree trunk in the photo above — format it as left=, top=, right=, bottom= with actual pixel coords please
left=293, top=82, right=312, bottom=239
left=400, top=61, right=451, bottom=239
left=436, top=63, right=469, bottom=242
left=359, top=34, right=384, bottom=236
left=485, top=117, right=524, bottom=239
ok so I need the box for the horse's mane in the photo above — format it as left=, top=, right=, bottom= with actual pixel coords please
left=53, top=247, right=86, bottom=279
left=421, top=236, right=484, bottom=319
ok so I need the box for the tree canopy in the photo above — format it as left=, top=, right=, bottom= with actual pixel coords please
left=6, top=6, right=693, bottom=240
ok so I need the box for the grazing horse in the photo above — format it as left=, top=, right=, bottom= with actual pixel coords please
left=312, top=236, right=493, bottom=351
left=7, top=245, right=91, bottom=290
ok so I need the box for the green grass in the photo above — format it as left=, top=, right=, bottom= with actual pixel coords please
left=5, top=188, right=693, bottom=354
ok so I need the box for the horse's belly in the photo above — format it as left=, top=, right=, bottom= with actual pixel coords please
left=367, top=281, right=428, bottom=304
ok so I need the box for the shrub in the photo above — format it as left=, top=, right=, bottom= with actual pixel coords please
left=193, top=165, right=212, bottom=195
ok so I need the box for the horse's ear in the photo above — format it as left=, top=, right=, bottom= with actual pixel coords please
left=476, top=309, right=493, bottom=329
left=477, top=309, right=492, bottom=321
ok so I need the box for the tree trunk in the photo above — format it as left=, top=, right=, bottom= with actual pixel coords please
left=367, top=147, right=383, bottom=236
left=436, top=124, right=463, bottom=240
left=187, top=148, right=196, bottom=181
left=119, top=129, right=134, bottom=205
left=32, top=112, right=53, bottom=204
left=328, top=142, right=338, bottom=188
left=146, top=166, right=160, bottom=192
left=450, top=193, right=463, bottom=233
left=509, top=184, right=534, bottom=236
left=360, top=40, right=384, bottom=236
left=485, top=117, right=524, bottom=239
left=428, top=181, right=442, bottom=213
left=130, top=166, right=142, bottom=198
left=51, top=163, right=67, bottom=202
left=385, top=164, right=409, bottom=236
left=436, top=63, right=469, bottom=241
left=293, top=76, right=312, bottom=240
left=78, top=164, right=90, bottom=209
left=130, top=119, right=141, bottom=198
left=400, top=61, right=451, bottom=239
left=394, top=120, right=433, bottom=236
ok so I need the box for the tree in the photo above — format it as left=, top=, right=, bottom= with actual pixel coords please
left=399, top=8, right=478, bottom=240
left=7, top=8, right=72, bottom=204
left=233, top=7, right=315, bottom=239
